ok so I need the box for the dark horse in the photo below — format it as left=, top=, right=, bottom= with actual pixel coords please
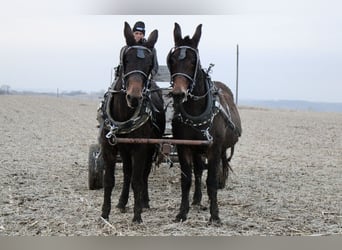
left=99, top=22, right=165, bottom=223
left=167, top=23, right=242, bottom=224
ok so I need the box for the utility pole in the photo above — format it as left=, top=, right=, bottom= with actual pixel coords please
left=236, top=44, right=239, bottom=105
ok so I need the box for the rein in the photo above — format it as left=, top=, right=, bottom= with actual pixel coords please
left=187, top=63, right=215, bottom=101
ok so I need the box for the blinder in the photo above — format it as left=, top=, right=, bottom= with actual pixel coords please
left=136, top=48, right=146, bottom=59
left=120, top=45, right=154, bottom=91
left=167, top=46, right=200, bottom=93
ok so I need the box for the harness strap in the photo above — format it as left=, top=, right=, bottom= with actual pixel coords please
left=173, top=76, right=216, bottom=127
left=101, top=87, right=164, bottom=144
left=173, top=77, right=238, bottom=135
left=102, top=91, right=151, bottom=137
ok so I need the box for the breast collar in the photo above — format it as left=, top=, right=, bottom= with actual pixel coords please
left=172, top=72, right=237, bottom=135
left=172, top=73, right=219, bottom=128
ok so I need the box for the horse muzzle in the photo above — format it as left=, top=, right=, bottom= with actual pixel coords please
left=125, top=77, right=145, bottom=108
left=171, top=76, right=190, bottom=103
left=126, top=93, right=143, bottom=108
left=170, top=90, right=188, bottom=104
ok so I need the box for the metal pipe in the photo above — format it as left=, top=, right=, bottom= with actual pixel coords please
left=114, top=137, right=212, bottom=146
left=236, top=44, right=239, bottom=105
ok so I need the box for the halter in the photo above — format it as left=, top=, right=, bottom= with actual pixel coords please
left=120, top=45, right=154, bottom=91
left=167, top=46, right=200, bottom=93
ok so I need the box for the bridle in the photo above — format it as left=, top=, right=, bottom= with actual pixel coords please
left=102, top=45, right=159, bottom=143
left=120, top=45, right=154, bottom=91
left=167, top=45, right=200, bottom=93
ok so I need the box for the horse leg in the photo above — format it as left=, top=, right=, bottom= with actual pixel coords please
left=218, top=150, right=229, bottom=189
left=206, top=150, right=222, bottom=225
left=142, top=151, right=153, bottom=209
left=101, top=148, right=117, bottom=220
left=192, top=153, right=203, bottom=206
left=175, top=147, right=192, bottom=222
left=116, top=151, right=132, bottom=213
left=131, top=152, right=145, bottom=223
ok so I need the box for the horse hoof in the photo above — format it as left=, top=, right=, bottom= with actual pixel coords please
left=208, top=217, right=222, bottom=226
left=116, top=203, right=127, bottom=213
left=132, top=216, right=143, bottom=224
left=174, top=214, right=187, bottom=222
left=100, top=216, right=109, bottom=222
left=101, top=213, right=109, bottom=220
left=198, top=204, right=208, bottom=211
left=192, top=202, right=207, bottom=211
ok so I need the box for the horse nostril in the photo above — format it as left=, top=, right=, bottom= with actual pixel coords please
left=131, top=98, right=139, bottom=108
left=173, top=91, right=186, bottom=100
left=126, top=95, right=142, bottom=108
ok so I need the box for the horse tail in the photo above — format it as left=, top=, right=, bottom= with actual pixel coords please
left=218, top=150, right=228, bottom=189
left=218, top=147, right=236, bottom=189
left=227, top=146, right=234, bottom=162
left=227, top=146, right=235, bottom=175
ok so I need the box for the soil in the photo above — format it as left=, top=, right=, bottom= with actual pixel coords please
left=0, top=95, right=341, bottom=235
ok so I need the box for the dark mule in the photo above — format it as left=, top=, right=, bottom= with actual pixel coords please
left=167, top=23, right=242, bottom=224
left=99, top=22, right=165, bottom=223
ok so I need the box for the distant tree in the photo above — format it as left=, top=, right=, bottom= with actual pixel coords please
left=0, top=85, right=11, bottom=95
left=62, top=90, right=87, bottom=96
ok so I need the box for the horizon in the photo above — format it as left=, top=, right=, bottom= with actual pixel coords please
left=3, top=83, right=342, bottom=105
left=2, top=89, right=342, bottom=113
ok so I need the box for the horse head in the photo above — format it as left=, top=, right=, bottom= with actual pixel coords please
left=122, top=22, right=158, bottom=108
left=167, top=23, right=202, bottom=103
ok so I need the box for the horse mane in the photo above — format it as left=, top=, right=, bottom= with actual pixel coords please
left=183, top=36, right=191, bottom=43
left=177, top=36, right=195, bottom=47
left=214, top=81, right=234, bottom=99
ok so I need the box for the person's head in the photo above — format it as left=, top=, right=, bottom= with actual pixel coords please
left=132, top=21, right=145, bottom=43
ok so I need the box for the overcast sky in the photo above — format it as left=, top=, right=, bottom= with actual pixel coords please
left=0, top=0, right=341, bottom=102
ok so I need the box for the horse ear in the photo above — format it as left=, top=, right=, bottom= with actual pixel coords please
left=145, top=29, right=158, bottom=48
left=124, top=21, right=135, bottom=46
left=174, top=22, right=182, bottom=46
left=191, top=24, right=202, bottom=48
